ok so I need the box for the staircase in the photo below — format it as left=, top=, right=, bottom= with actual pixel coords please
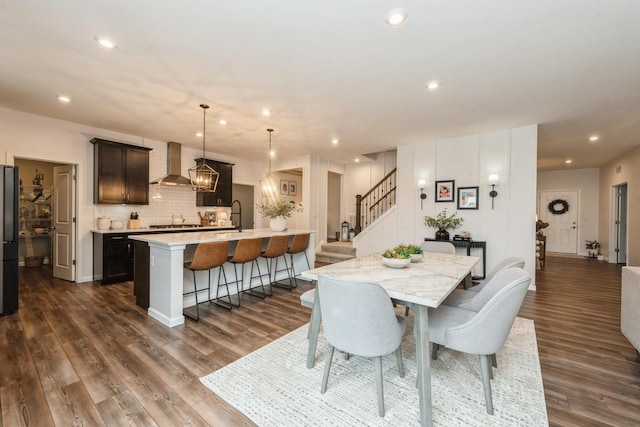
left=315, top=241, right=356, bottom=265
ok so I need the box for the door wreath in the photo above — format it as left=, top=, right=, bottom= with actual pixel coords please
left=548, top=199, right=569, bottom=215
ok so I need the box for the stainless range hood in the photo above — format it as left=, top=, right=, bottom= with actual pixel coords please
left=150, top=142, right=192, bottom=187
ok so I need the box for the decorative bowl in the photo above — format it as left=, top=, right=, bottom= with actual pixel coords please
left=381, top=256, right=411, bottom=269
left=111, top=220, right=124, bottom=230
left=410, top=253, right=423, bottom=263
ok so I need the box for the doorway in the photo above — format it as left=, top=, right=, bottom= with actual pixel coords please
left=611, top=183, right=628, bottom=264
left=327, top=172, right=341, bottom=241
left=232, top=184, right=254, bottom=230
left=14, top=158, right=77, bottom=281
left=538, top=190, right=579, bottom=254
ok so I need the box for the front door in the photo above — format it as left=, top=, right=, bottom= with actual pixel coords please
left=538, top=190, right=579, bottom=254
left=53, top=165, right=75, bottom=281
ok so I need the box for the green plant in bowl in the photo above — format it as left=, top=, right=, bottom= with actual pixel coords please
left=406, top=244, right=423, bottom=254
left=405, top=244, right=424, bottom=262
left=382, top=245, right=411, bottom=259
left=381, top=245, right=411, bottom=268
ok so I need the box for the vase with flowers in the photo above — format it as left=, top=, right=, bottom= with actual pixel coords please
left=257, top=198, right=303, bottom=231
left=424, top=209, right=464, bottom=241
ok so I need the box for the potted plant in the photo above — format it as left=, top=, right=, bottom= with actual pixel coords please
left=405, top=243, right=424, bottom=262
left=381, top=244, right=411, bottom=268
left=585, top=240, right=600, bottom=258
left=424, top=209, right=464, bottom=240
left=257, top=198, right=303, bottom=231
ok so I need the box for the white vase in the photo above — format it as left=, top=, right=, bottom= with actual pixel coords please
left=269, top=216, right=287, bottom=232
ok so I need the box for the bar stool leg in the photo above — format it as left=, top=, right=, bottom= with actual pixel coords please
left=243, top=259, right=269, bottom=298
left=267, top=255, right=293, bottom=291
left=184, top=269, right=204, bottom=321
left=210, top=265, right=238, bottom=310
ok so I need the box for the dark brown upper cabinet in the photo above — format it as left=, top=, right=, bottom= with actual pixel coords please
left=194, top=158, right=234, bottom=207
left=92, top=138, right=151, bottom=205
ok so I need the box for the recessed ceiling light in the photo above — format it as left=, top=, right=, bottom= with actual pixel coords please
left=589, top=135, right=599, bottom=141
left=262, top=109, right=271, bottom=117
left=56, top=95, right=71, bottom=103
left=565, top=159, right=572, bottom=164
left=385, top=8, right=407, bottom=26
left=270, top=150, right=275, bottom=157
left=196, top=132, right=203, bottom=137
left=426, top=81, right=440, bottom=90
left=93, top=35, right=117, bottom=49
left=332, top=138, right=339, bottom=145
left=219, top=119, right=227, bottom=125
left=355, top=158, right=360, bottom=163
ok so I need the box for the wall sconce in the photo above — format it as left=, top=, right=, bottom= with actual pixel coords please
left=418, top=179, right=427, bottom=209
left=488, top=174, right=499, bottom=209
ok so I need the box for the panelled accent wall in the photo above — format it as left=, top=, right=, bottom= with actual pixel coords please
left=354, top=125, right=538, bottom=286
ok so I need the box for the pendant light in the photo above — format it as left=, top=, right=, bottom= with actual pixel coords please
left=189, top=104, right=220, bottom=192
left=259, top=128, right=279, bottom=204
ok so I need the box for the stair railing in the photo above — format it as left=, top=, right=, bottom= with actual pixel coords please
left=355, top=167, right=397, bottom=234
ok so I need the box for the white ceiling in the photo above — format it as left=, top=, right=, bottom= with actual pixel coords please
left=1, top=1, right=639, bottom=170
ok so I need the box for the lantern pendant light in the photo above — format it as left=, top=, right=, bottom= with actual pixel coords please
left=259, top=128, right=279, bottom=204
left=189, top=104, right=220, bottom=192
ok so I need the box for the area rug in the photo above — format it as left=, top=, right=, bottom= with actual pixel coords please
left=200, top=317, right=547, bottom=426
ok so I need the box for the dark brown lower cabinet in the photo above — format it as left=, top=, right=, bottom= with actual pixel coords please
left=99, top=233, right=134, bottom=285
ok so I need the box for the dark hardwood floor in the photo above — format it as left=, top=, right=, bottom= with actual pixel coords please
left=0, top=256, right=638, bottom=426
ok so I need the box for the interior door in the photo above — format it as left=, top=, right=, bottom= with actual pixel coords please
left=614, top=184, right=628, bottom=264
left=53, top=165, right=75, bottom=281
left=538, top=190, right=579, bottom=254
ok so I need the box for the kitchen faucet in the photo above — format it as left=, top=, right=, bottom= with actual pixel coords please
left=230, top=199, right=242, bottom=232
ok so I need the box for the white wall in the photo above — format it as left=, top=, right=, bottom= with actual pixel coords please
left=0, top=107, right=264, bottom=283
left=537, top=168, right=599, bottom=256
left=355, top=125, right=538, bottom=286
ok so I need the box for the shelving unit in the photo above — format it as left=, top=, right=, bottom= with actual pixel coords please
left=19, top=185, right=53, bottom=266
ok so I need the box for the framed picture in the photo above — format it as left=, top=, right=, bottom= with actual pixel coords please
left=457, top=186, right=479, bottom=210
left=435, top=180, right=455, bottom=202
left=280, top=180, right=289, bottom=195
left=288, top=181, right=297, bottom=196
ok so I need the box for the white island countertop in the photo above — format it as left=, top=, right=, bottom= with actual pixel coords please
left=129, top=228, right=316, bottom=247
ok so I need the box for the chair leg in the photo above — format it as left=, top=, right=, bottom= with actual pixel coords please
left=395, top=346, right=404, bottom=378
left=184, top=270, right=200, bottom=321
left=396, top=346, right=404, bottom=378
left=211, top=266, right=237, bottom=310
left=306, top=293, right=322, bottom=369
left=404, top=306, right=410, bottom=316
left=268, top=255, right=293, bottom=291
left=374, top=356, right=385, bottom=417
left=431, top=343, right=440, bottom=360
left=321, top=344, right=335, bottom=393
left=491, top=353, right=498, bottom=367
left=242, top=260, right=269, bottom=298
left=479, top=354, right=494, bottom=415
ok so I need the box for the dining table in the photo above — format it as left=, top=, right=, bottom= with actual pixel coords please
left=301, top=251, right=480, bottom=427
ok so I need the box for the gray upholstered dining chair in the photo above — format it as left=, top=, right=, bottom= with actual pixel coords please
left=427, top=267, right=531, bottom=414
left=317, top=274, right=406, bottom=417
left=420, top=240, right=456, bottom=254
left=442, top=256, right=525, bottom=309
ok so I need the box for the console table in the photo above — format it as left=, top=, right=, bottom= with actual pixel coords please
left=424, top=238, right=486, bottom=279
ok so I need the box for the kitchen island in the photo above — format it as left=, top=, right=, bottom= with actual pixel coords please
left=130, top=229, right=316, bottom=327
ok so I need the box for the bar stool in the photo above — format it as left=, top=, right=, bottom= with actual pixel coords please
left=261, top=235, right=293, bottom=290
left=287, top=233, right=311, bottom=288
left=227, top=238, right=268, bottom=302
left=183, top=241, right=231, bottom=321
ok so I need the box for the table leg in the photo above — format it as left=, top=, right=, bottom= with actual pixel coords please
left=414, top=304, right=432, bottom=427
left=306, top=291, right=322, bottom=368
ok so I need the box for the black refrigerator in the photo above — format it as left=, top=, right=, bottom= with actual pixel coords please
left=1, top=166, right=19, bottom=314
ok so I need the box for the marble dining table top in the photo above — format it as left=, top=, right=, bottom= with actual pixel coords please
left=301, top=252, right=479, bottom=307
